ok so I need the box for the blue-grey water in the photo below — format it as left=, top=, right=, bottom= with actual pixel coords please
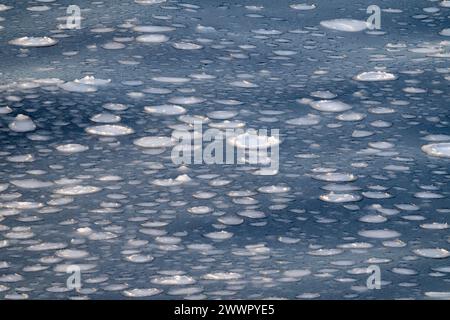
left=0, top=0, right=450, bottom=299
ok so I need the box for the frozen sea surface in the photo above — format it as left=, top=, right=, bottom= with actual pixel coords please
left=0, top=0, right=450, bottom=299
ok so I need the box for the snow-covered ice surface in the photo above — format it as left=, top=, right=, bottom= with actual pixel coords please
left=0, top=0, right=449, bottom=300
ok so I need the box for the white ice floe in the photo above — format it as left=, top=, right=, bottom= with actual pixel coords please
left=421, top=143, right=450, bottom=158
left=310, top=100, right=352, bottom=112
left=144, top=105, right=186, bottom=115
left=313, top=172, right=357, bottom=182
left=413, top=248, right=450, bottom=259
left=172, top=42, right=203, bottom=50
left=257, top=185, right=290, bottom=193
left=123, top=288, right=162, bottom=297
left=133, top=25, right=175, bottom=33
left=151, top=275, right=196, bottom=285
left=56, top=144, right=89, bottom=153
left=203, top=272, right=242, bottom=280
left=354, top=71, right=397, bottom=81
left=56, top=249, right=89, bottom=259
left=290, top=4, right=316, bottom=10
left=85, top=124, right=134, bottom=136
left=9, top=114, right=36, bottom=132
left=136, top=34, right=169, bottom=43
left=152, top=174, right=191, bottom=186
left=228, top=132, right=280, bottom=150
left=9, top=36, right=57, bottom=47
left=320, top=19, right=367, bottom=32
left=168, top=96, right=205, bottom=105
left=54, top=185, right=101, bottom=195
left=133, top=136, right=175, bottom=148
left=320, top=193, right=362, bottom=203
left=135, top=0, right=166, bottom=4
left=286, top=114, right=321, bottom=126
left=358, top=229, right=401, bottom=239
left=58, top=82, right=97, bottom=93
left=152, top=76, right=190, bottom=84
left=11, top=179, right=53, bottom=189
left=90, top=113, right=121, bottom=123
left=439, top=28, right=450, bottom=36
left=229, top=80, right=259, bottom=88
left=74, top=76, right=111, bottom=86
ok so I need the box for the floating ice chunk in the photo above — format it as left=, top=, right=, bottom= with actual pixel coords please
left=359, top=215, right=387, bottom=223
left=308, top=248, right=343, bottom=256
left=59, top=82, right=97, bottom=93
left=124, top=254, right=154, bottom=263
left=56, top=144, right=89, bottom=153
left=102, top=42, right=126, bottom=49
left=0, top=106, right=12, bottom=114
left=172, top=42, right=203, bottom=50
left=203, top=231, right=233, bottom=240
left=203, top=272, right=242, bottom=280
left=145, top=105, right=186, bottom=115
left=169, top=96, right=205, bottom=105
left=310, top=100, right=352, bottom=112
left=26, top=242, right=67, bottom=252
left=336, top=112, right=365, bottom=121
left=134, top=136, right=175, bottom=148
left=320, top=193, right=362, bottom=203
left=207, top=110, right=238, bottom=120
left=273, top=50, right=297, bottom=56
left=135, top=0, right=166, bottom=4
left=85, top=125, right=134, bottom=136
left=313, top=172, right=357, bottom=182
left=54, top=185, right=101, bottom=195
left=9, top=114, right=36, bottom=132
left=310, top=91, right=337, bottom=99
left=136, top=34, right=169, bottom=43
left=90, top=113, right=121, bottom=123
left=403, top=87, right=426, bottom=94
left=358, top=229, right=401, bottom=239
left=320, top=19, right=367, bottom=32
left=103, top=103, right=128, bottom=111
left=133, top=25, right=175, bottom=33
left=251, top=29, right=282, bottom=35
left=11, top=179, right=53, bottom=189
left=257, top=185, right=290, bottom=193
left=290, top=4, right=316, bottom=10
left=152, top=76, right=190, bottom=84
left=152, top=174, right=191, bottom=186
left=421, top=143, right=450, bottom=158
left=188, top=206, right=213, bottom=215
left=230, top=80, right=259, bottom=88
left=196, top=25, right=216, bottom=33
left=228, top=132, right=280, bottom=150
left=440, top=1, right=450, bottom=8
left=151, top=275, right=196, bottom=285
left=439, top=29, right=450, bottom=36
left=422, top=134, right=450, bottom=142
left=6, top=153, right=35, bottom=162
left=0, top=4, right=12, bottom=11
left=414, top=248, right=450, bottom=259
left=354, top=71, right=397, bottom=81
left=123, top=288, right=162, bottom=297
left=286, top=114, right=320, bottom=126
left=9, top=36, right=57, bottom=47
left=425, top=292, right=450, bottom=299
left=56, top=249, right=89, bottom=259
left=420, top=223, right=449, bottom=230
left=74, top=76, right=111, bottom=86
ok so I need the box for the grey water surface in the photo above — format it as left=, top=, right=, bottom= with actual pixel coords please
left=0, top=0, right=450, bottom=299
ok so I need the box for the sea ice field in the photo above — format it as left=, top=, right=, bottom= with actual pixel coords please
left=0, top=0, right=450, bottom=299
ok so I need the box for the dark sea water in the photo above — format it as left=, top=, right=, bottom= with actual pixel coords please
left=0, top=0, right=449, bottom=299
